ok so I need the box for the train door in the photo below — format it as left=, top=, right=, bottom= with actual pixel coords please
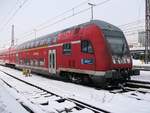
left=48, top=49, right=56, bottom=74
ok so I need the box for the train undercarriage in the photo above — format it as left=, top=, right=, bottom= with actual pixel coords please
left=59, top=68, right=140, bottom=88
left=3, top=63, right=140, bottom=88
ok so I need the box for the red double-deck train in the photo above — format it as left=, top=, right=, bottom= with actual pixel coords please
left=0, top=20, right=139, bottom=86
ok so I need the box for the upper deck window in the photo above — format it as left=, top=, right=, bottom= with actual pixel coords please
left=81, top=40, right=93, bottom=53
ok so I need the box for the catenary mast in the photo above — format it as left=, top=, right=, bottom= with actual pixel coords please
left=145, top=0, right=150, bottom=63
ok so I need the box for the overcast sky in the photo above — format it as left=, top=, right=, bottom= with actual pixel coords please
left=0, top=0, right=145, bottom=48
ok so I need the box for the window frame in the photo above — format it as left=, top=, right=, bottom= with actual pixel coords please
left=81, top=40, right=94, bottom=54
left=63, top=43, right=72, bottom=55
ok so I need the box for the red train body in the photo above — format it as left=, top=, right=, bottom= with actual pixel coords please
left=0, top=20, right=137, bottom=86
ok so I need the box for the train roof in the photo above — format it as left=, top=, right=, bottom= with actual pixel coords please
left=17, top=20, right=122, bottom=50
left=90, top=20, right=121, bottom=31
left=59, top=20, right=122, bottom=32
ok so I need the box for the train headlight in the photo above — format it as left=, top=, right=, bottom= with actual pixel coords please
left=112, top=59, right=116, bottom=64
left=118, top=58, right=121, bottom=64
left=122, top=58, right=125, bottom=63
left=127, top=57, right=131, bottom=63
left=112, top=56, right=116, bottom=64
left=122, top=57, right=127, bottom=64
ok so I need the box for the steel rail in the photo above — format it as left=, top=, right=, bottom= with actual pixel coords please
left=0, top=70, right=110, bottom=113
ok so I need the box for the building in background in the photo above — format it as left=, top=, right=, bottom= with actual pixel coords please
left=138, top=31, right=145, bottom=47
left=124, top=30, right=145, bottom=48
left=124, top=30, right=141, bottom=48
left=119, top=20, right=145, bottom=48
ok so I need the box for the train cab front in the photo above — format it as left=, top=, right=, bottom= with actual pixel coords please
left=103, top=28, right=140, bottom=83
left=84, top=20, right=139, bottom=87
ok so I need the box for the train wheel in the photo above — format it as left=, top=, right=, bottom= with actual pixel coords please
left=82, top=76, right=92, bottom=85
left=69, top=74, right=82, bottom=84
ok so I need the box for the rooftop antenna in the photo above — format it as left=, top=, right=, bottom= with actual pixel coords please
left=88, top=3, right=96, bottom=21
left=11, top=24, right=14, bottom=46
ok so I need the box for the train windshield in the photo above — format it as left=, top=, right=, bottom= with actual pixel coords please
left=102, top=29, right=129, bottom=56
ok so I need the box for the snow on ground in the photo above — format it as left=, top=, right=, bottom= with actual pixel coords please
left=0, top=66, right=150, bottom=113
left=133, top=59, right=143, bottom=66
left=0, top=79, right=28, bottom=113
left=132, top=59, right=150, bottom=82
left=133, top=59, right=150, bottom=67
left=132, top=71, right=150, bottom=82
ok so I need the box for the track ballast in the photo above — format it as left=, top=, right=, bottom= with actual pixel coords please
left=0, top=70, right=110, bottom=113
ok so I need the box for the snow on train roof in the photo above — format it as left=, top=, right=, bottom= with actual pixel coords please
left=91, top=20, right=121, bottom=31
left=17, top=20, right=122, bottom=50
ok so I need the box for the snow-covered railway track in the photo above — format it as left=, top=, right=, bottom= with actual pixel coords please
left=109, top=80, right=150, bottom=94
left=0, top=70, right=109, bottom=113
left=109, top=80, right=150, bottom=95
left=126, top=80, right=150, bottom=90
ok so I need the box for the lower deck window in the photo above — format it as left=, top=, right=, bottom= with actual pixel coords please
left=63, top=43, right=71, bottom=54
left=39, top=58, right=44, bottom=66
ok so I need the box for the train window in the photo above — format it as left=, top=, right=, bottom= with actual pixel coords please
left=43, top=39, right=47, bottom=45
left=25, top=59, right=30, bottom=65
left=35, top=40, right=40, bottom=47
left=39, top=39, right=44, bottom=46
left=39, top=58, right=44, bottom=66
left=63, top=43, right=71, bottom=54
left=20, top=59, right=23, bottom=65
left=30, top=60, right=33, bottom=65
left=81, top=40, right=94, bottom=53
left=32, top=41, right=35, bottom=48
left=27, top=43, right=30, bottom=49
left=30, top=41, right=34, bottom=48
left=34, top=60, right=38, bottom=66
left=33, top=60, right=35, bottom=66
left=16, top=54, right=19, bottom=63
left=45, top=38, right=49, bottom=45
left=29, top=42, right=32, bottom=48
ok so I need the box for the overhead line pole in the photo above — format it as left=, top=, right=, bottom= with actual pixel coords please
left=88, top=3, right=96, bottom=20
left=14, top=0, right=110, bottom=44
left=145, top=0, right=150, bottom=64
left=0, top=0, right=29, bottom=31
